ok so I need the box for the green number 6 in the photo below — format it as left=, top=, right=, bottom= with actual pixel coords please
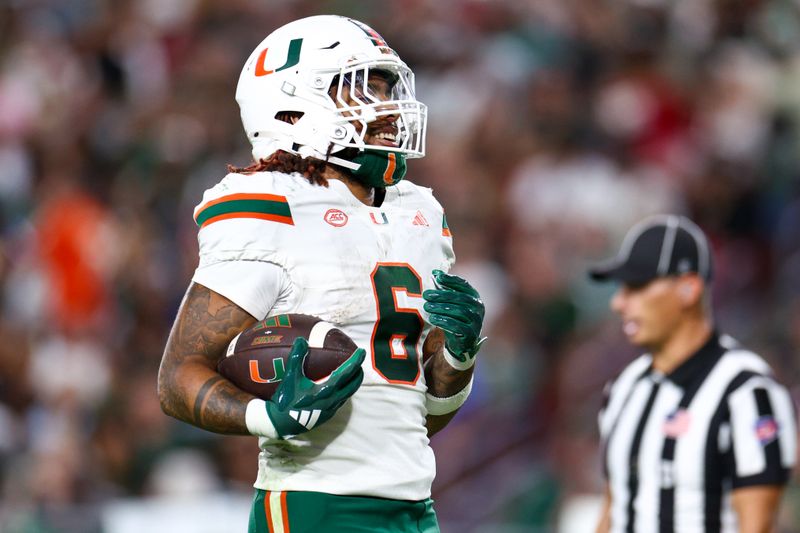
left=369, top=263, right=424, bottom=384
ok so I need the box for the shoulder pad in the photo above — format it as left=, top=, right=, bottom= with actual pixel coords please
left=193, top=172, right=311, bottom=268
left=393, top=181, right=442, bottom=209
left=193, top=171, right=307, bottom=228
left=391, top=181, right=452, bottom=238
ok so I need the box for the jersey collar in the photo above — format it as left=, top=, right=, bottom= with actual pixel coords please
left=327, top=175, right=402, bottom=208
left=663, top=330, right=725, bottom=388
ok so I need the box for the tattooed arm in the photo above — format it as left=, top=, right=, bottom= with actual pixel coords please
left=423, top=328, right=474, bottom=437
left=158, top=282, right=257, bottom=434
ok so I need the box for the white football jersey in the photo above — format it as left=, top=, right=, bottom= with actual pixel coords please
left=191, top=171, right=455, bottom=500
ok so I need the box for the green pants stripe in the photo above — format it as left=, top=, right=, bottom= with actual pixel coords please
left=248, top=489, right=440, bottom=533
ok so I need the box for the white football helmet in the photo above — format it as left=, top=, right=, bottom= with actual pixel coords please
left=236, top=15, right=427, bottom=169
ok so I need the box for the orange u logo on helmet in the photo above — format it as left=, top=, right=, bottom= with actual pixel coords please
left=254, top=38, right=304, bottom=77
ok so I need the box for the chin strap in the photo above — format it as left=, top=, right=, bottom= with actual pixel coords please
left=299, top=145, right=408, bottom=189
left=255, top=141, right=407, bottom=188
left=351, top=150, right=407, bottom=187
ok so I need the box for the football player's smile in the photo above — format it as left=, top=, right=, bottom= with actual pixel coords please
left=366, top=121, right=399, bottom=147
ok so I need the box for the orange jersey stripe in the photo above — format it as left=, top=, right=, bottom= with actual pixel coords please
left=280, top=492, right=290, bottom=532
left=196, top=193, right=288, bottom=213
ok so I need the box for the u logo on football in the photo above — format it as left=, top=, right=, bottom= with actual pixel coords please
left=249, top=359, right=286, bottom=383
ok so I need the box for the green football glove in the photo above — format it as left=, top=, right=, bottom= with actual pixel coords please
left=266, top=337, right=365, bottom=438
left=423, top=269, right=486, bottom=369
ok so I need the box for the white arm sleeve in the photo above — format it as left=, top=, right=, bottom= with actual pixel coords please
left=192, top=260, right=290, bottom=320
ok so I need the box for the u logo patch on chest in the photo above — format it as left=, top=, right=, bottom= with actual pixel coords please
left=370, top=212, right=389, bottom=225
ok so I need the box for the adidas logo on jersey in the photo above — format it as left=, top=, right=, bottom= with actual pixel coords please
left=289, top=409, right=322, bottom=430
left=412, top=210, right=429, bottom=226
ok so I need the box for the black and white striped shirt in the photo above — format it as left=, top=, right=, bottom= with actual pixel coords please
left=599, top=333, right=796, bottom=532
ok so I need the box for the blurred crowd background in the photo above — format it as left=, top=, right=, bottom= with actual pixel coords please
left=1, top=0, right=800, bottom=531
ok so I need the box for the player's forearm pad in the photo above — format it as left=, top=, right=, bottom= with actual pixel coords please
left=245, top=398, right=279, bottom=439
left=443, top=345, right=476, bottom=371
left=425, top=376, right=473, bottom=416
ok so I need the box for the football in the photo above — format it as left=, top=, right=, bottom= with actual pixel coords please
left=218, top=313, right=358, bottom=400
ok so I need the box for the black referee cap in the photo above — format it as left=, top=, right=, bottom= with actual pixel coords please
left=589, top=215, right=713, bottom=285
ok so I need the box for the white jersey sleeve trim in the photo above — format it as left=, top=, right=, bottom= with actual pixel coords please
left=192, top=259, right=291, bottom=320
left=728, top=374, right=797, bottom=477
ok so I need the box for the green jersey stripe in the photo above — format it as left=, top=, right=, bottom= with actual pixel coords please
left=195, top=198, right=293, bottom=227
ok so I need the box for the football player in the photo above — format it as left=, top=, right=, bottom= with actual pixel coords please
left=158, top=15, right=486, bottom=533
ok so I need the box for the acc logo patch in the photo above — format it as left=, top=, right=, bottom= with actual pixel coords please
left=755, top=416, right=779, bottom=445
left=324, top=208, right=348, bottom=227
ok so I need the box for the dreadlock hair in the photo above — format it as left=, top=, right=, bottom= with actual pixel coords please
left=228, top=111, right=360, bottom=186
left=227, top=150, right=331, bottom=186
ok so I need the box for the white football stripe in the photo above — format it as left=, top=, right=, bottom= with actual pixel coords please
left=289, top=410, right=300, bottom=422
left=308, top=321, right=335, bottom=348
left=226, top=332, right=242, bottom=357
left=298, top=410, right=311, bottom=426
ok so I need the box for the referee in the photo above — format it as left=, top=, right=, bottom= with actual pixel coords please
left=589, top=215, right=797, bottom=532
